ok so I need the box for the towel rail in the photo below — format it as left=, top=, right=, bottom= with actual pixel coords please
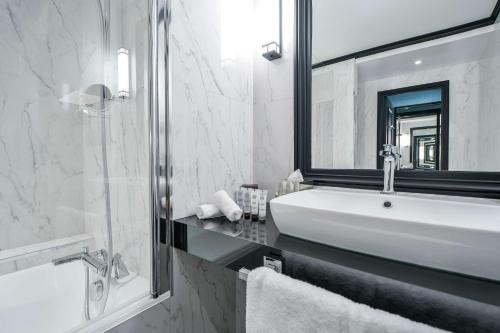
left=239, top=268, right=250, bottom=281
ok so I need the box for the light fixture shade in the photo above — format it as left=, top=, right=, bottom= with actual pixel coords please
left=259, top=0, right=282, bottom=61
left=117, top=48, right=130, bottom=98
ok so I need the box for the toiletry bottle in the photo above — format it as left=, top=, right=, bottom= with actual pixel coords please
left=250, top=189, right=259, bottom=222
left=258, top=190, right=268, bottom=223
left=243, top=188, right=251, bottom=219
left=236, top=187, right=244, bottom=209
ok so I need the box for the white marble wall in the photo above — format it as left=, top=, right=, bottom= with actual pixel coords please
left=478, top=31, right=500, bottom=172
left=311, top=60, right=356, bottom=169
left=0, top=0, right=151, bottom=279
left=356, top=61, right=483, bottom=170
left=253, top=0, right=295, bottom=199
left=82, top=0, right=151, bottom=278
left=0, top=0, right=89, bottom=263
left=171, top=0, right=254, bottom=219
left=108, top=249, right=237, bottom=333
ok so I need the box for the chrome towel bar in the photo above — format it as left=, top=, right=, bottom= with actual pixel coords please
left=239, top=268, right=250, bottom=281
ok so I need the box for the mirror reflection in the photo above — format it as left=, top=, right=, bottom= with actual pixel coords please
left=377, top=83, right=448, bottom=171
left=310, top=0, right=500, bottom=172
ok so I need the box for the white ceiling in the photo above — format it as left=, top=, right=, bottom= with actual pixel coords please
left=356, top=25, right=500, bottom=82
left=312, top=0, right=498, bottom=63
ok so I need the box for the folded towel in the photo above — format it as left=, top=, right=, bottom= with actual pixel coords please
left=213, top=190, right=242, bottom=222
left=196, top=204, right=222, bottom=219
left=246, top=267, right=449, bottom=333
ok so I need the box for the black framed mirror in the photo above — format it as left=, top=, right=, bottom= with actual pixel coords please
left=295, top=0, right=500, bottom=198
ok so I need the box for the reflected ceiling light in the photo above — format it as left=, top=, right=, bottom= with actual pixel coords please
left=414, top=59, right=422, bottom=65
left=117, top=48, right=130, bottom=98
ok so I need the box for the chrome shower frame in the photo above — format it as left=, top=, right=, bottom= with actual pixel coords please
left=149, top=0, right=172, bottom=298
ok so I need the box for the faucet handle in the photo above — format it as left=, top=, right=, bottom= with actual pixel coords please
left=379, top=144, right=393, bottom=156
left=112, top=253, right=130, bottom=279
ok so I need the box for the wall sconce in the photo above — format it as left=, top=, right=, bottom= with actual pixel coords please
left=261, top=0, right=282, bottom=61
left=117, top=48, right=129, bottom=98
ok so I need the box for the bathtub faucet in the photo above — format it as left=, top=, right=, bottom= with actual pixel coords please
left=112, top=253, right=130, bottom=279
left=53, top=247, right=108, bottom=278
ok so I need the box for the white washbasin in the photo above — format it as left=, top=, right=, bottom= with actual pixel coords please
left=270, top=187, right=500, bottom=281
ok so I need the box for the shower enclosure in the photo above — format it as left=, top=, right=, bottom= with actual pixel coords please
left=0, top=0, right=170, bottom=332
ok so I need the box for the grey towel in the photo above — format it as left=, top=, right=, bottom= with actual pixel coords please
left=283, top=252, right=500, bottom=333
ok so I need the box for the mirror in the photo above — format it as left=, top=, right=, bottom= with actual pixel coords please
left=308, top=0, right=500, bottom=173
left=377, top=82, right=448, bottom=171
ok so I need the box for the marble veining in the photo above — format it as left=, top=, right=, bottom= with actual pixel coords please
left=0, top=0, right=151, bottom=279
left=253, top=0, right=295, bottom=199
left=311, top=60, right=356, bottom=169
left=83, top=0, right=151, bottom=279
left=171, top=0, right=254, bottom=219
left=108, top=250, right=237, bottom=333
left=356, top=56, right=500, bottom=171
left=356, top=61, right=479, bottom=170
left=0, top=0, right=89, bottom=262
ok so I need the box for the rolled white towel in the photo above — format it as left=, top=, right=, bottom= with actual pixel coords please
left=214, top=190, right=243, bottom=222
left=196, top=204, right=222, bottom=219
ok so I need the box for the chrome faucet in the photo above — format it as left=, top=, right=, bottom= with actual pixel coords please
left=112, top=253, right=130, bottom=279
left=379, top=144, right=400, bottom=194
left=53, top=247, right=108, bottom=277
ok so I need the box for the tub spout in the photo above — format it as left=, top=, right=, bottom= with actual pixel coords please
left=53, top=248, right=108, bottom=278
left=52, top=253, right=81, bottom=265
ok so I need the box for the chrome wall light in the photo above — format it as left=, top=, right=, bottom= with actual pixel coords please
left=261, top=0, right=282, bottom=61
left=117, top=48, right=130, bottom=98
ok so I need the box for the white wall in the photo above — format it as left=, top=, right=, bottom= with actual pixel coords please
left=356, top=61, right=482, bottom=170
left=0, top=0, right=87, bottom=271
left=311, top=60, right=356, bottom=169
left=478, top=31, right=500, bottom=171
left=83, top=0, right=151, bottom=278
left=0, top=0, right=152, bottom=279
left=171, top=0, right=254, bottom=219
left=253, top=0, right=295, bottom=199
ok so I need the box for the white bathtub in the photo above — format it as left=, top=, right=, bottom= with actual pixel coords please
left=0, top=261, right=149, bottom=333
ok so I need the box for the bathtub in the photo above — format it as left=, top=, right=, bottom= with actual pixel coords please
left=0, top=261, right=149, bottom=333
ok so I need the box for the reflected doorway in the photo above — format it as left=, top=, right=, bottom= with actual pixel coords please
left=377, top=81, right=449, bottom=171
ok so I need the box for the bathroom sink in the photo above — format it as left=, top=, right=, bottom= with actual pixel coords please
left=270, top=187, right=500, bottom=281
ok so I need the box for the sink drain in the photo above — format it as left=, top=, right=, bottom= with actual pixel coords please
left=383, top=201, right=392, bottom=209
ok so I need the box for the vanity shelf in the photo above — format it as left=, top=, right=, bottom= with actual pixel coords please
left=174, top=209, right=500, bottom=332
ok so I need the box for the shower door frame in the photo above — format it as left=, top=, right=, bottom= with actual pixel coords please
left=150, top=0, right=172, bottom=298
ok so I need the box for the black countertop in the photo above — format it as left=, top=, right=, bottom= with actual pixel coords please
left=174, top=210, right=500, bottom=307
left=173, top=209, right=500, bottom=332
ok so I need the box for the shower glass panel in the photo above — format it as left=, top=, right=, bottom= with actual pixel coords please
left=0, top=0, right=166, bottom=332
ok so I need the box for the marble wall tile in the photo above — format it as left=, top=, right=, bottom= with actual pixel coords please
left=253, top=0, right=295, bottom=199
left=356, top=61, right=483, bottom=171
left=477, top=32, right=500, bottom=172
left=0, top=0, right=89, bottom=263
left=171, top=0, right=254, bottom=219
left=0, top=0, right=151, bottom=279
left=108, top=249, right=237, bottom=333
left=82, top=0, right=151, bottom=278
left=311, top=60, right=356, bottom=169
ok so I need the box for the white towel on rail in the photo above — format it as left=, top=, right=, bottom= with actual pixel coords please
left=246, top=267, right=449, bottom=333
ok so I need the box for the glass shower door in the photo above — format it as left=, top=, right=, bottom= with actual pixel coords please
left=0, top=0, right=168, bottom=331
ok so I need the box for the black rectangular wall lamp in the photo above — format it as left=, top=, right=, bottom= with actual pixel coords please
left=261, top=0, right=282, bottom=61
